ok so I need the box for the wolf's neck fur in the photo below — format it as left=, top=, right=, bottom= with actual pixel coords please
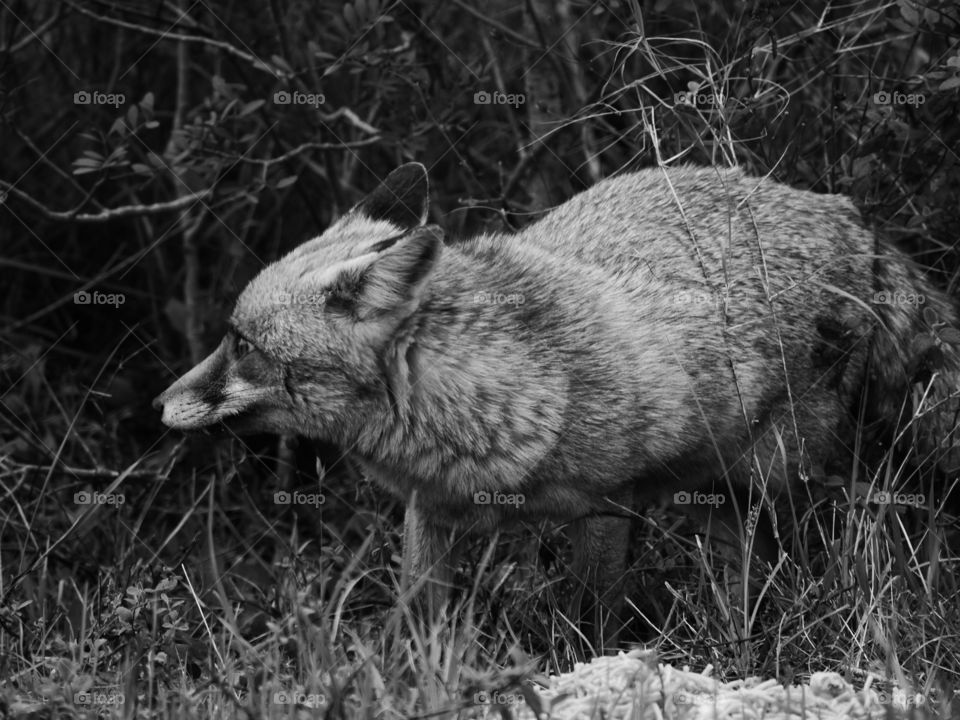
left=349, top=235, right=678, bottom=499
left=350, top=240, right=566, bottom=494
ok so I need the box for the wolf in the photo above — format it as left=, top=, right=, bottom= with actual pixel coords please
left=154, top=163, right=959, bottom=644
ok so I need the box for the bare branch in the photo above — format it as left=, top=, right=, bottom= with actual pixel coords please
left=63, top=0, right=289, bottom=77
left=0, top=181, right=213, bottom=222
left=207, top=138, right=383, bottom=166
left=0, top=5, right=63, bottom=53
left=449, top=0, right=542, bottom=50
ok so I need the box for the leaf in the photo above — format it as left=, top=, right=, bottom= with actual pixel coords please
left=899, top=0, right=919, bottom=25
left=910, top=332, right=936, bottom=357
left=140, top=91, right=155, bottom=113
left=275, top=175, right=298, bottom=189
left=239, top=99, right=265, bottom=116
left=938, top=327, right=960, bottom=346
left=106, top=145, right=127, bottom=162
left=155, top=577, right=178, bottom=592
left=344, top=3, right=357, bottom=29
left=939, top=76, right=960, bottom=90
left=922, top=306, right=939, bottom=325
left=131, top=163, right=152, bottom=175
left=127, top=104, right=139, bottom=127
left=271, top=54, right=293, bottom=74
left=109, top=117, right=127, bottom=136
left=888, top=17, right=915, bottom=33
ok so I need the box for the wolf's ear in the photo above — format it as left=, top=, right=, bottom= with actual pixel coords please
left=351, top=163, right=429, bottom=232
left=353, top=225, right=443, bottom=319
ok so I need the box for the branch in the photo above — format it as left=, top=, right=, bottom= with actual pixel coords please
left=0, top=181, right=213, bottom=222
left=64, top=0, right=290, bottom=77
left=0, top=5, right=63, bottom=53
left=207, top=138, right=382, bottom=166
left=449, top=0, right=543, bottom=50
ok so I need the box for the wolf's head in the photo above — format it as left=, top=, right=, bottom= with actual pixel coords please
left=153, top=163, right=443, bottom=441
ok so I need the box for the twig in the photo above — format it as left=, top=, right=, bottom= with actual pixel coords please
left=0, top=182, right=213, bottom=221
left=11, top=464, right=157, bottom=479
left=449, top=0, right=542, bottom=50
left=63, top=0, right=290, bottom=77
left=0, top=5, right=63, bottom=54
left=205, top=138, right=383, bottom=166
left=163, top=0, right=204, bottom=365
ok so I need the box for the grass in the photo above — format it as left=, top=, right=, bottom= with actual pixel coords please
left=1, top=396, right=958, bottom=717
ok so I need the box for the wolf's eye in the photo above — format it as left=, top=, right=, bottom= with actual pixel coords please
left=235, top=335, right=255, bottom=358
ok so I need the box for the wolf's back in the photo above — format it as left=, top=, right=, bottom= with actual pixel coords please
left=509, top=165, right=958, bottom=480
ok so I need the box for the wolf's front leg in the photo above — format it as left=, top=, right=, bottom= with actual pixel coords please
left=569, top=511, right=633, bottom=651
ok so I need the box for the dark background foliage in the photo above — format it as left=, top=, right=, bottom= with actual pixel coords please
left=1, top=0, right=959, bottom=716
